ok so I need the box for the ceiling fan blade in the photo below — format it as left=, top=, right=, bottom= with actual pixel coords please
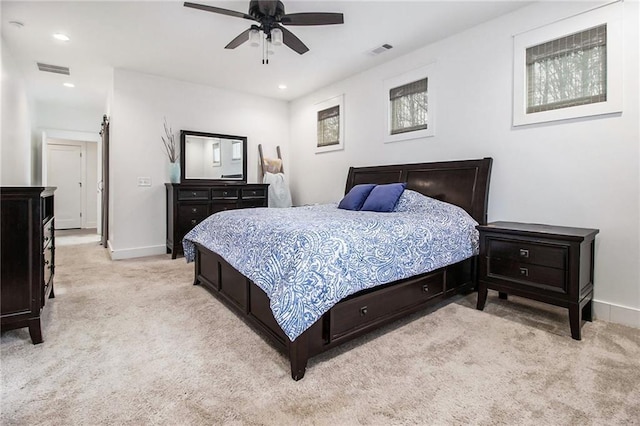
left=280, top=12, right=344, bottom=26
left=278, top=25, right=309, bottom=55
left=225, top=28, right=252, bottom=49
left=184, top=2, right=255, bottom=21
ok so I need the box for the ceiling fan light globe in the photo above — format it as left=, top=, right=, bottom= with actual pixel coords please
left=271, top=28, right=283, bottom=46
left=249, top=29, right=260, bottom=47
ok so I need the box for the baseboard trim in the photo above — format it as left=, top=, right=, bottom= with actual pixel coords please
left=108, top=243, right=166, bottom=260
left=593, top=300, right=640, bottom=329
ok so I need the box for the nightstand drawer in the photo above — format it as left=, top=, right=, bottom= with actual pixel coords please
left=488, top=258, right=566, bottom=292
left=488, top=239, right=567, bottom=270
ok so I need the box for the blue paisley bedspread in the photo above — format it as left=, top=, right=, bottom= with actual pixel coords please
left=183, top=190, right=479, bottom=341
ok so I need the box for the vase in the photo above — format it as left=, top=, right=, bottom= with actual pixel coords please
left=168, top=162, right=180, bottom=183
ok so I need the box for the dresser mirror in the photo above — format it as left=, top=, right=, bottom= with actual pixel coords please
left=180, top=130, right=247, bottom=184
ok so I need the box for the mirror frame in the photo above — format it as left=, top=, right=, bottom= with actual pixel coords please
left=180, top=130, right=248, bottom=185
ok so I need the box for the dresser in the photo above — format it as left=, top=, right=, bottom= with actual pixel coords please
left=165, top=183, right=268, bottom=259
left=1, top=187, right=56, bottom=344
left=476, top=221, right=599, bottom=340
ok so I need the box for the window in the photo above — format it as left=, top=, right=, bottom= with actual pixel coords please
left=513, top=3, right=622, bottom=126
left=212, top=141, right=221, bottom=166
left=390, top=78, right=428, bottom=135
left=383, top=63, right=435, bottom=143
left=526, top=25, right=607, bottom=113
left=231, top=141, right=242, bottom=161
left=317, top=105, right=340, bottom=147
left=315, top=94, right=344, bottom=153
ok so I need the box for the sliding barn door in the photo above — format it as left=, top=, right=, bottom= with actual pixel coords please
left=99, top=115, right=110, bottom=247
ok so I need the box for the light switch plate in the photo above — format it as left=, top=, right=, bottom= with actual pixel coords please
left=137, top=177, right=152, bottom=187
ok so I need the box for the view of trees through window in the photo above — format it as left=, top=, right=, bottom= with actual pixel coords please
left=390, top=78, right=428, bottom=135
left=526, top=24, right=607, bottom=113
left=317, top=105, right=340, bottom=147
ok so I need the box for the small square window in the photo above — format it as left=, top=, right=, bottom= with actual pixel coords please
left=526, top=25, right=607, bottom=114
left=390, top=78, right=428, bottom=135
left=317, top=105, right=340, bottom=147
left=315, top=94, right=344, bottom=153
left=513, top=3, right=622, bottom=126
left=384, top=63, right=435, bottom=143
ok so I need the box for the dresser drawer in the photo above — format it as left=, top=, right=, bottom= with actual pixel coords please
left=330, top=272, right=444, bottom=342
left=242, top=188, right=266, bottom=199
left=178, top=203, right=209, bottom=219
left=212, top=188, right=238, bottom=200
left=487, top=258, right=566, bottom=293
left=42, top=245, right=54, bottom=305
left=178, top=216, right=206, bottom=236
left=178, top=189, right=209, bottom=201
left=43, top=218, right=54, bottom=248
left=211, top=201, right=237, bottom=214
left=240, top=199, right=266, bottom=208
left=488, top=238, right=567, bottom=270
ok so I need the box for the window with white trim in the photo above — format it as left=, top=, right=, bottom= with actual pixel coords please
left=390, top=78, right=428, bottom=135
left=526, top=24, right=607, bottom=113
left=383, top=63, right=435, bottom=143
left=316, top=105, right=340, bottom=147
left=512, top=3, right=622, bottom=126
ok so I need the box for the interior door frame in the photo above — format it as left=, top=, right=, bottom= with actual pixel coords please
left=41, top=129, right=100, bottom=229
left=46, top=142, right=84, bottom=229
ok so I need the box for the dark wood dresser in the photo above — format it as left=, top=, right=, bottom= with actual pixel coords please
left=165, top=183, right=268, bottom=259
left=476, top=221, right=599, bottom=340
left=1, top=186, right=56, bottom=344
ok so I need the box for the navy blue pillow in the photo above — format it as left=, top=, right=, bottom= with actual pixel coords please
left=360, top=183, right=407, bottom=212
left=338, top=184, right=377, bottom=211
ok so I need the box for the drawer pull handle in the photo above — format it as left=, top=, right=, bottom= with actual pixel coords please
left=191, top=208, right=197, bottom=213
left=44, top=260, right=50, bottom=266
left=519, top=249, right=529, bottom=258
left=422, top=284, right=429, bottom=293
left=223, top=191, right=228, bottom=196
left=519, top=267, right=529, bottom=277
left=191, top=219, right=197, bottom=225
left=359, top=306, right=368, bottom=316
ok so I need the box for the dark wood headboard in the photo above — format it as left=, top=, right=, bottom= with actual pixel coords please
left=344, top=158, right=493, bottom=225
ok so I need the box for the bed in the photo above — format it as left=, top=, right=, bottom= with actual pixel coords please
left=183, top=158, right=492, bottom=380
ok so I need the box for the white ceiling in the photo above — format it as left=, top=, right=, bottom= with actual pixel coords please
left=1, top=1, right=531, bottom=112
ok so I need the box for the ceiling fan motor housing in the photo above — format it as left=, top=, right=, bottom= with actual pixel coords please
left=249, top=1, right=285, bottom=24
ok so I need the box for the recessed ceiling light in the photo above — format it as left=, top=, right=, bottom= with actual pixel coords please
left=278, top=84, right=287, bottom=90
left=63, top=82, right=75, bottom=88
left=53, top=33, right=70, bottom=42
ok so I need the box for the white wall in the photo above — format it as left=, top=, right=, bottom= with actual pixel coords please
left=109, top=69, right=289, bottom=259
left=1, top=37, right=32, bottom=185
left=31, top=102, right=102, bottom=185
left=288, top=1, right=640, bottom=326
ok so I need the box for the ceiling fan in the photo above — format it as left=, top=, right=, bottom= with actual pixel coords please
left=184, top=1, right=344, bottom=60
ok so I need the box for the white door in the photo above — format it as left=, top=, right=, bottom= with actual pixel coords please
left=48, top=144, right=82, bottom=229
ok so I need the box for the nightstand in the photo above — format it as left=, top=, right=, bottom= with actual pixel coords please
left=476, top=221, right=599, bottom=340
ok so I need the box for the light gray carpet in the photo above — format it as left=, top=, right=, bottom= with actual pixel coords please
left=2, top=243, right=639, bottom=425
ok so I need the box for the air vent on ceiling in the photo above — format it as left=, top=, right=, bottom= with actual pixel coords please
left=368, top=44, right=393, bottom=56
left=37, top=62, right=70, bottom=75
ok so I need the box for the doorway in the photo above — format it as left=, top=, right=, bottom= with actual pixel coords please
left=47, top=144, right=82, bottom=229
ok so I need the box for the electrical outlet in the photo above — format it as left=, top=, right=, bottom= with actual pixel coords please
left=137, top=177, right=152, bottom=187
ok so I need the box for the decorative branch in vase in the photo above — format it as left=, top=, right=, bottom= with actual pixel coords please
left=162, top=118, right=180, bottom=183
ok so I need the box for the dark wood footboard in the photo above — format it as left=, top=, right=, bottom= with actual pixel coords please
left=193, top=242, right=475, bottom=380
